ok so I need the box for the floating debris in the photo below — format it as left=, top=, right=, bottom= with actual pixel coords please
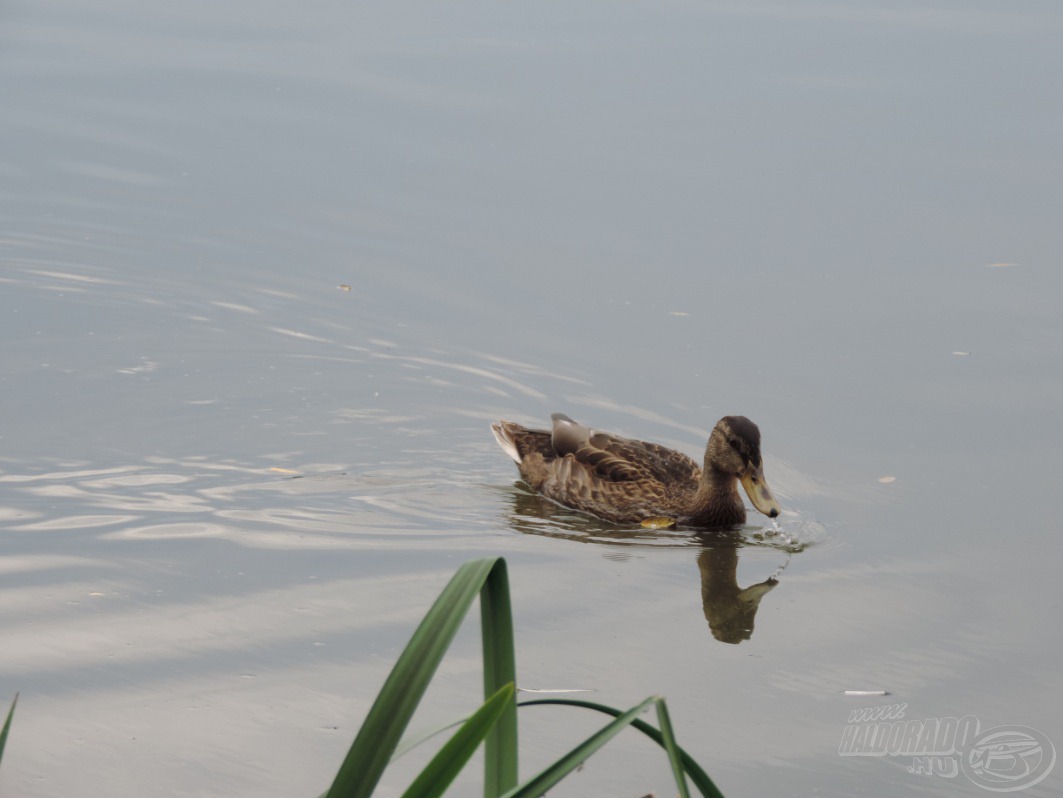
left=337, top=284, right=352, bottom=291
left=669, top=311, right=690, bottom=317
left=952, top=351, right=971, bottom=357
left=878, top=476, right=896, bottom=484
left=268, top=467, right=301, bottom=475
left=844, top=690, right=888, bottom=696
left=986, top=262, right=1016, bottom=268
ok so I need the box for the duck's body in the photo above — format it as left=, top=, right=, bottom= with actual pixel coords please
left=491, top=414, right=780, bottom=528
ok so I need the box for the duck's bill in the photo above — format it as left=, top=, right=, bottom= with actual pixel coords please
left=740, top=467, right=781, bottom=518
left=737, top=579, right=778, bottom=607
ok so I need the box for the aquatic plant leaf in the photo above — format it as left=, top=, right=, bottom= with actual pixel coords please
left=324, top=557, right=517, bottom=798
left=0, top=694, right=17, bottom=766
left=500, top=696, right=658, bottom=797
left=392, top=716, right=471, bottom=762
left=518, top=698, right=724, bottom=798
left=400, top=683, right=515, bottom=798
left=655, top=698, right=690, bottom=798
left=479, top=558, right=518, bottom=793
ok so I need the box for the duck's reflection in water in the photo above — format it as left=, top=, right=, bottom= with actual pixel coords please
left=504, top=485, right=785, bottom=643
left=695, top=537, right=777, bottom=644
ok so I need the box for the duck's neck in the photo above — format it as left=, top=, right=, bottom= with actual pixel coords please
left=683, top=469, right=746, bottom=528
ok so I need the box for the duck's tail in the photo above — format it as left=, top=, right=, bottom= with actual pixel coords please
left=491, top=421, right=522, bottom=464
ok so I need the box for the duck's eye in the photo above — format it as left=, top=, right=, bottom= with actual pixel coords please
left=727, top=437, right=739, bottom=448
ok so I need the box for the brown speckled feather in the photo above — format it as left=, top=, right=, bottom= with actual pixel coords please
left=491, top=413, right=781, bottom=528
left=493, top=416, right=702, bottom=523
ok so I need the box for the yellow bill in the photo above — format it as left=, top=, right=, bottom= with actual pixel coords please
left=740, top=465, right=781, bottom=518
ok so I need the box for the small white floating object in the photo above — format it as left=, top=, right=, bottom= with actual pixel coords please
left=952, top=351, right=971, bottom=356
left=844, top=690, right=888, bottom=696
left=878, top=476, right=896, bottom=484
left=986, top=262, right=1016, bottom=268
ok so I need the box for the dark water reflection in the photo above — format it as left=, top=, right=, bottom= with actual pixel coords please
left=696, top=541, right=778, bottom=645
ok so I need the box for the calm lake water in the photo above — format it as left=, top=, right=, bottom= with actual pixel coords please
left=2, top=2, right=1062, bottom=796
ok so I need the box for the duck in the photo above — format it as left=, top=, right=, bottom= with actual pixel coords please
left=491, top=414, right=780, bottom=528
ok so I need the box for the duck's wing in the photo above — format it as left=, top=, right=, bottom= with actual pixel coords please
left=551, top=414, right=701, bottom=486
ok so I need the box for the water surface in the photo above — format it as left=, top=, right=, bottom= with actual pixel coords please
left=2, top=2, right=1062, bottom=796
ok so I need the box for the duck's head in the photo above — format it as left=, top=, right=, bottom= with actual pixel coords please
left=705, top=416, right=781, bottom=519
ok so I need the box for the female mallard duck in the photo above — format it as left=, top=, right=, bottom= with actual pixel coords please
left=491, top=414, right=780, bottom=528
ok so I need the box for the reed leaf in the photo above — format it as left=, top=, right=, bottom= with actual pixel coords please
left=500, top=696, right=657, bottom=798
left=479, top=558, right=518, bottom=793
left=325, top=557, right=517, bottom=798
left=400, top=683, right=514, bottom=798
left=392, top=716, right=471, bottom=762
left=0, top=693, right=17, bottom=766
left=519, top=698, right=724, bottom=798
left=655, top=698, right=690, bottom=798
left=390, top=561, right=518, bottom=792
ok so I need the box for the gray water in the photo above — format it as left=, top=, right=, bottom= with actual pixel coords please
left=2, top=2, right=1062, bottom=796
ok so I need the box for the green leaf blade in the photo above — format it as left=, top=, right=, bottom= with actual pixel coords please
left=655, top=698, right=690, bottom=798
left=325, top=557, right=502, bottom=798
left=518, top=698, right=725, bottom=798
left=400, top=683, right=515, bottom=798
left=502, top=697, right=658, bottom=798
left=480, top=558, right=518, bottom=795
left=0, top=693, right=17, bottom=766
